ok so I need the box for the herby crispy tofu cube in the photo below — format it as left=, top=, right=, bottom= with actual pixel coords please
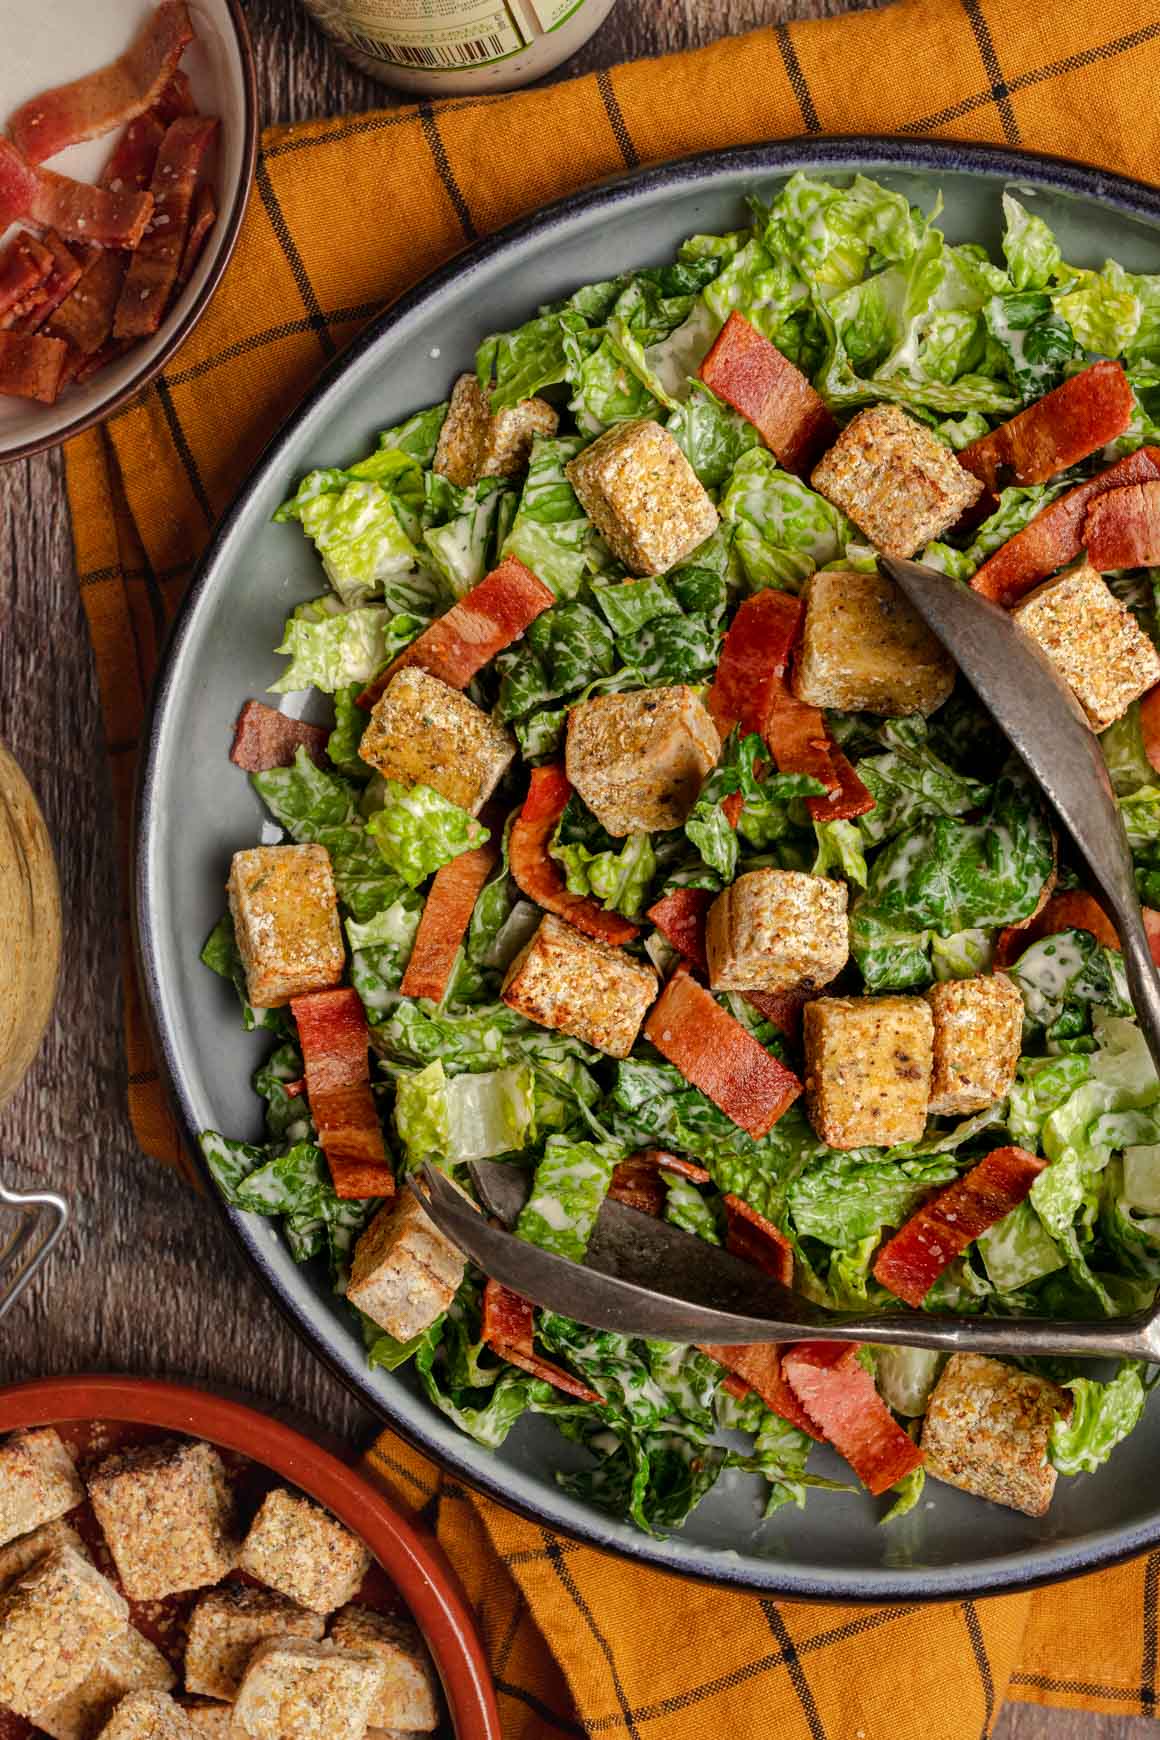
left=330, top=1606, right=438, bottom=1733
left=565, top=685, right=721, bottom=836
left=502, top=913, right=657, bottom=1058
left=921, top=1352, right=1070, bottom=1517
left=1011, top=557, right=1160, bottom=732
left=184, top=1585, right=325, bottom=1699
left=347, top=1192, right=466, bottom=1344
left=239, top=1489, right=370, bottom=1616
left=791, top=569, right=955, bottom=716
left=94, top=1692, right=194, bottom=1740
left=565, top=418, right=718, bottom=576
left=706, top=869, right=848, bottom=994
left=926, top=974, right=1024, bottom=1116
left=480, top=397, right=558, bottom=480
left=39, top=1630, right=176, bottom=1740
left=232, top=1639, right=385, bottom=1740
left=0, top=1517, right=88, bottom=1592
left=227, top=845, right=344, bottom=1011
left=0, top=1427, right=84, bottom=1547
left=810, top=404, right=983, bottom=557
left=86, top=1440, right=238, bottom=1601
left=0, top=1545, right=129, bottom=1719
left=803, top=994, right=933, bottom=1149
left=433, top=373, right=557, bottom=487
left=178, top=1705, right=237, bottom=1739
left=359, top=668, right=516, bottom=815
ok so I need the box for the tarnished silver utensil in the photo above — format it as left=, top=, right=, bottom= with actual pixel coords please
left=0, top=1177, right=68, bottom=1325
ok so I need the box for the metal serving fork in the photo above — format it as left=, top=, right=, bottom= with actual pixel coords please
left=414, top=552, right=1160, bottom=1359
left=0, top=1177, right=68, bottom=1326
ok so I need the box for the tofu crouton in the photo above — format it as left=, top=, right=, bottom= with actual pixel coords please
left=39, top=1630, right=176, bottom=1740
left=359, top=668, right=516, bottom=815
left=232, top=1639, right=385, bottom=1740
left=927, top=974, right=1024, bottom=1115
left=1011, top=556, right=1160, bottom=732
left=502, top=913, right=657, bottom=1058
left=0, top=1427, right=84, bottom=1548
left=239, top=1489, right=370, bottom=1616
left=0, top=1518, right=88, bottom=1593
left=791, top=569, right=955, bottom=716
left=565, top=686, right=721, bottom=836
left=227, top=845, right=344, bottom=1010
left=185, top=1585, right=325, bottom=1699
left=94, top=1693, right=194, bottom=1740
left=86, top=1441, right=238, bottom=1602
left=347, top=1192, right=466, bottom=1344
left=330, top=1606, right=439, bottom=1733
left=921, top=1353, right=1070, bottom=1517
left=810, top=404, right=983, bottom=557
left=0, top=1545, right=129, bottom=1719
left=803, top=995, right=933, bottom=1149
left=178, top=1704, right=237, bottom=1738
left=480, top=397, right=559, bottom=481
left=433, top=373, right=557, bottom=487
left=706, top=869, right=848, bottom=993
left=565, top=419, right=718, bottom=576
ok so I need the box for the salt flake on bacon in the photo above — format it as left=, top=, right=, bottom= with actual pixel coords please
left=113, top=114, right=219, bottom=340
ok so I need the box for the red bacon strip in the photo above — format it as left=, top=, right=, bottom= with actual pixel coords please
left=959, top=360, right=1135, bottom=494
left=1141, top=687, right=1160, bottom=774
left=9, top=234, right=83, bottom=336
left=100, top=112, right=167, bottom=196
left=154, top=68, right=197, bottom=125
left=873, top=1146, right=1046, bottom=1308
left=743, top=987, right=812, bottom=1043
left=0, top=232, right=53, bottom=327
left=399, top=839, right=501, bottom=1002
left=699, top=1342, right=823, bottom=1438
left=359, top=557, right=554, bottom=708
left=481, top=1279, right=605, bottom=1403
left=44, top=250, right=126, bottom=357
left=1145, top=909, right=1160, bottom=969
left=722, top=1194, right=794, bottom=1287
left=1084, top=481, right=1160, bottom=570
left=289, top=988, right=394, bottom=1201
left=69, top=337, right=133, bottom=385
left=10, top=1, right=194, bottom=163
left=643, top=966, right=801, bottom=1138
left=646, top=887, right=812, bottom=1040
left=0, top=140, right=156, bottom=248
left=781, top=1343, right=924, bottom=1495
left=992, top=889, right=1121, bottom=969
left=0, top=333, right=68, bottom=403
left=229, top=700, right=330, bottom=773
left=608, top=1148, right=711, bottom=1217
left=971, top=447, right=1160, bottom=607
left=177, top=182, right=216, bottom=287
left=114, top=115, right=218, bottom=339
left=508, top=764, right=639, bottom=946
left=698, top=310, right=838, bottom=477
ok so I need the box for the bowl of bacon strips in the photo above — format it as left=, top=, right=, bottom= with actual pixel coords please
left=0, top=0, right=256, bottom=461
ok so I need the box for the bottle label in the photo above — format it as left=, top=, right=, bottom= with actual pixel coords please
left=316, top=0, right=531, bottom=71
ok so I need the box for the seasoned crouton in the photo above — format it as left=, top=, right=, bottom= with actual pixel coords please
left=926, top=974, right=1024, bottom=1115
left=811, top=404, right=983, bottom=556
left=433, top=373, right=557, bottom=487
left=706, top=869, right=848, bottom=993
left=1011, top=556, right=1160, bottom=732
left=0, top=1428, right=84, bottom=1548
left=347, top=1192, right=466, bottom=1344
left=792, top=569, right=955, bottom=716
left=803, top=995, right=933, bottom=1148
left=87, top=1441, right=238, bottom=1602
left=921, top=1352, right=1070, bottom=1516
left=565, top=419, right=718, bottom=576
left=95, top=1692, right=194, bottom=1740
left=565, top=685, right=721, bottom=836
left=330, top=1605, right=439, bottom=1733
left=480, top=397, right=559, bottom=480
left=502, top=913, right=657, bottom=1058
left=239, top=1490, right=369, bottom=1617
left=359, top=667, right=516, bottom=815
left=178, top=1704, right=237, bottom=1738
left=232, top=1639, right=385, bottom=1740
left=185, top=1585, right=325, bottom=1700
left=0, top=1518, right=88, bottom=1593
left=227, top=845, right=344, bottom=1011
left=0, top=1545, right=129, bottom=1718
left=39, top=1630, right=176, bottom=1740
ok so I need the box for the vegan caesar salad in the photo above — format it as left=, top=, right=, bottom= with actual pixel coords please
left=201, top=172, right=1160, bottom=1536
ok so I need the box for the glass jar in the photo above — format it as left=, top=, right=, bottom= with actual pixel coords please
left=0, top=743, right=61, bottom=1108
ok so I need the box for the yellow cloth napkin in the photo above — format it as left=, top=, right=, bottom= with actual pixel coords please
left=64, top=0, right=1160, bottom=1730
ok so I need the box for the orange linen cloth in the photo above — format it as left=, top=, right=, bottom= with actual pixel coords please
left=65, top=0, right=1160, bottom=1731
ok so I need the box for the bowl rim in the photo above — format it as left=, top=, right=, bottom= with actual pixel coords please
left=0, top=0, right=260, bottom=466
left=137, top=135, right=1160, bottom=1601
left=0, top=1372, right=501, bottom=1738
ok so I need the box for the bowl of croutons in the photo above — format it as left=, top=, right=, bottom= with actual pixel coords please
left=0, top=1375, right=499, bottom=1740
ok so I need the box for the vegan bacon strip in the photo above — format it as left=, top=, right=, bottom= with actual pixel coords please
left=699, top=1343, right=823, bottom=1438
left=44, top=249, right=127, bottom=357
left=289, top=987, right=395, bottom=1201
left=992, top=889, right=1121, bottom=968
left=0, top=232, right=53, bottom=326
left=722, top=1195, right=794, bottom=1287
left=154, top=68, right=197, bottom=124
left=1141, top=686, right=1160, bottom=773
left=959, top=360, right=1135, bottom=493
left=1083, top=481, right=1160, bottom=570
left=509, top=764, right=639, bottom=946
left=229, top=700, right=331, bottom=773
left=782, top=1343, right=924, bottom=1495
left=9, top=234, right=83, bottom=335
left=608, top=1148, right=712, bottom=1217
left=873, top=1146, right=1046, bottom=1308
left=0, top=332, right=68, bottom=403
left=698, top=311, right=838, bottom=476
left=481, top=1279, right=605, bottom=1402
left=100, top=112, right=167, bottom=195
left=0, top=140, right=155, bottom=248
left=114, top=114, right=219, bottom=339
left=9, top=0, right=194, bottom=162
left=645, top=886, right=811, bottom=1040
left=643, top=966, right=801, bottom=1139
left=399, top=838, right=501, bottom=1003
left=177, top=182, right=217, bottom=287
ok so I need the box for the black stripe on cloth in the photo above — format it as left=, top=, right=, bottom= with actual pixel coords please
left=543, top=1531, right=641, bottom=1738
left=495, top=1677, right=586, bottom=1737
left=419, top=103, right=477, bottom=242
left=761, top=1602, right=827, bottom=1740
left=162, top=302, right=382, bottom=391
left=369, top=1444, right=434, bottom=1498
left=1010, top=1671, right=1145, bottom=1704
left=255, top=157, right=336, bottom=358
left=494, top=1593, right=526, bottom=1675
left=153, top=377, right=214, bottom=527
left=107, top=739, right=139, bottom=757
left=960, top=0, right=1020, bottom=145
left=961, top=1601, right=995, bottom=1739
left=263, top=95, right=510, bottom=160
left=1142, top=1548, right=1160, bottom=1712
left=78, top=563, right=121, bottom=588
left=127, top=1067, right=160, bottom=1085
left=596, top=68, right=639, bottom=169
left=774, top=22, right=822, bottom=134
left=502, top=1536, right=583, bottom=1569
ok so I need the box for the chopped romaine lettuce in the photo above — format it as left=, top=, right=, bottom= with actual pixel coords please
left=271, top=598, right=422, bottom=694
left=501, top=435, right=612, bottom=598
left=720, top=450, right=852, bottom=591
left=366, top=781, right=489, bottom=889
left=1050, top=1364, right=1147, bottom=1475
left=394, top=1058, right=535, bottom=1166
left=515, top=1137, right=622, bottom=1260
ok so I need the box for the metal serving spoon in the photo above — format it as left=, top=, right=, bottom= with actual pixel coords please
left=0, top=1176, right=68, bottom=1325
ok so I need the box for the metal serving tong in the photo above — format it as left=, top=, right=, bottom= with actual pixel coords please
left=413, top=552, right=1160, bottom=1360
left=0, top=1176, right=68, bottom=1325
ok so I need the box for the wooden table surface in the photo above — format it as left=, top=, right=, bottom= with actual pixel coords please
left=0, top=3, right=1152, bottom=1735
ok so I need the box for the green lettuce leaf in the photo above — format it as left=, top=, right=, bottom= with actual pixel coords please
left=515, top=1137, right=623, bottom=1260
left=1001, top=194, right=1063, bottom=292
left=346, top=898, right=424, bottom=1016
left=1050, top=1363, right=1147, bottom=1475
left=423, top=477, right=513, bottom=598
left=976, top=1199, right=1065, bottom=1290
left=253, top=748, right=414, bottom=921
left=501, top=435, right=613, bottom=598
left=281, top=479, right=421, bottom=607
left=366, top=781, right=489, bottom=889
left=551, top=795, right=657, bottom=920
left=984, top=291, right=1080, bottom=401
left=721, top=450, right=852, bottom=591
left=270, top=597, right=423, bottom=694
left=665, top=381, right=761, bottom=487
left=394, top=1058, right=536, bottom=1166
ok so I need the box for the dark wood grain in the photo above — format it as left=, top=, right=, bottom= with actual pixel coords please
left=0, top=4, right=1137, bottom=1732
